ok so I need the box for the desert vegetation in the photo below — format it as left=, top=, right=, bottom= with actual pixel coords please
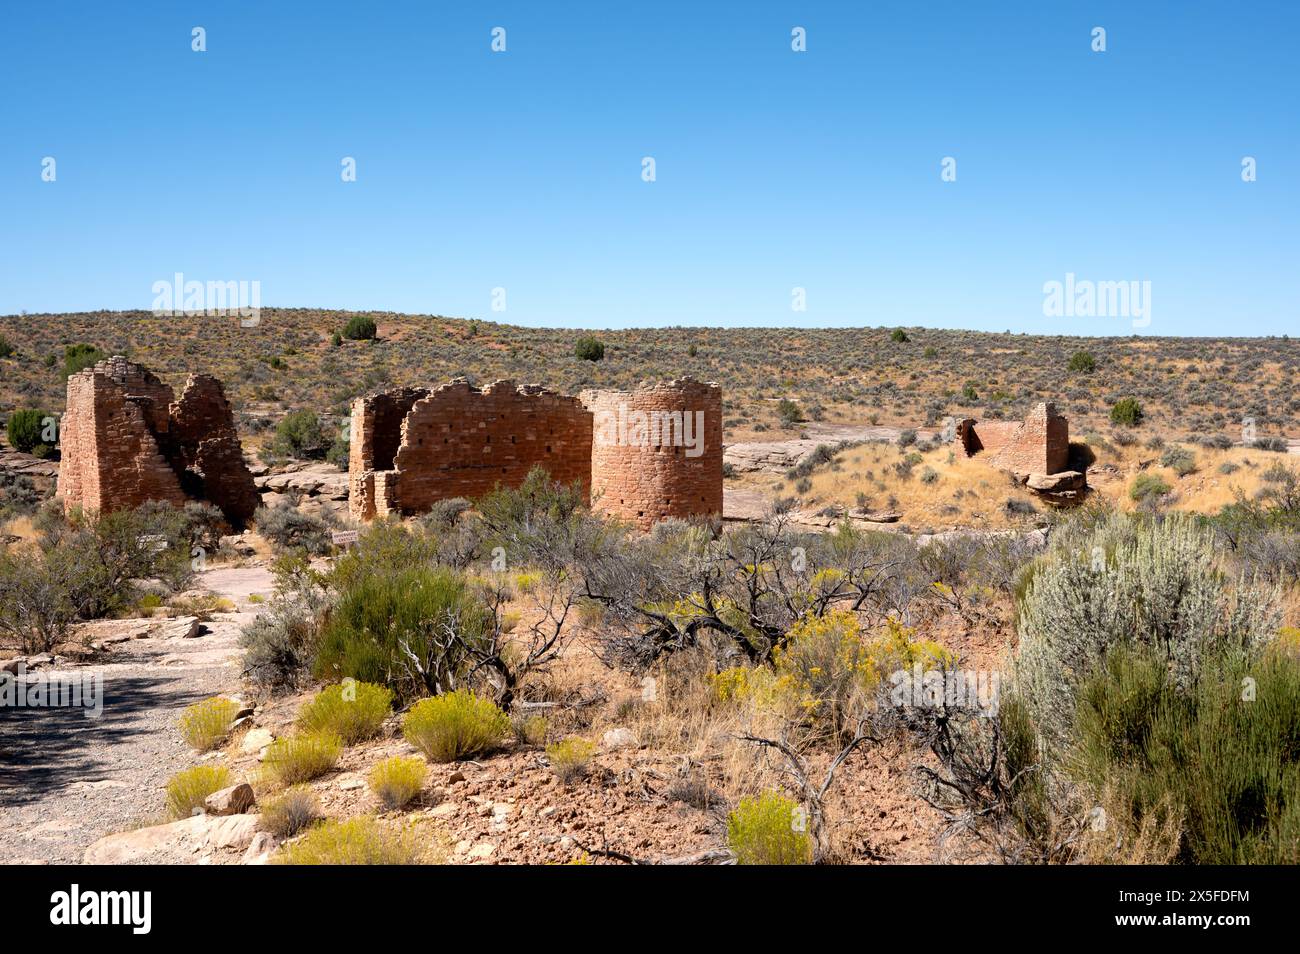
left=3, top=310, right=1298, bottom=451
left=124, top=459, right=1277, bottom=865
left=7, top=315, right=1300, bottom=867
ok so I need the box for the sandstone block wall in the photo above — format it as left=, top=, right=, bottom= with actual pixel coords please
left=349, top=380, right=593, bottom=519
left=581, top=379, right=723, bottom=530
left=348, top=376, right=724, bottom=529
left=348, top=386, right=430, bottom=520
left=56, top=357, right=259, bottom=527
left=955, top=402, right=1068, bottom=475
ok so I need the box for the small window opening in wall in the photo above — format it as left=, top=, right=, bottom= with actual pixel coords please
left=485, top=435, right=490, bottom=443
left=637, top=511, right=644, bottom=518
left=546, top=445, right=552, bottom=453
left=511, top=435, right=516, bottom=444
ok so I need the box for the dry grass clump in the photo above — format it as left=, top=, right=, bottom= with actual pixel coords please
left=545, top=737, right=597, bottom=784
left=512, top=713, right=549, bottom=746
left=178, top=696, right=242, bottom=752
left=368, top=756, right=427, bottom=809
left=258, top=785, right=318, bottom=838
left=784, top=441, right=1029, bottom=528
left=262, top=732, right=343, bottom=784
left=273, top=815, right=447, bottom=865
left=165, top=765, right=231, bottom=819
left=296, top=681, right=394, bottom=744
left=401, top=689, right=510, bottom=763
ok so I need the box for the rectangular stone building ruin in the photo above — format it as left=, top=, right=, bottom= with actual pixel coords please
left=953, top=402, right=1069, bottom=476
left=349, top=377, right=723, bottom=530
left=56, top=356, right=260, bottom=527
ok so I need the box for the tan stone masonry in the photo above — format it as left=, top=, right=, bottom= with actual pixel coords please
left=954, top=402, right=1069, bottom=476
left=349, top=377, right=723, bottom=529
left=56, top=356, right=259, bottom=527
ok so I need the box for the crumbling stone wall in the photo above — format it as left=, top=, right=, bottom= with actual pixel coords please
left=56, top=356, right=258, bottom=527
left=348, top=376, right=724, bottom=529
left=348, top=386, right=430, bottom=520
left=167, top=374, right=261, bottom=525
left=349, top=380, right=592, bottom=519
left=955, top=402, right=1068, bottom=475
left=581, top=379, right=723, bottom=530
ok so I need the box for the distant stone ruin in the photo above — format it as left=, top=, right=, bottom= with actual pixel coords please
left=349, top=377, right=723, bottom=529
left=954, top=402, right=1085, bottom=499
left=954, top=402, right=1069, bottom=475
left=57, top=356, right=259, bottom=527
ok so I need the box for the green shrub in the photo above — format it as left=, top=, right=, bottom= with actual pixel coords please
left=776, top=398, right=802, bottom=425
left=1067, top=351, right=1096, bottom=374
left=165, top=765, right=231, bottom=819
left=368, top=756, right=427, bottom=809
left=271, top=410, right=331, bottom=460
left=0, top=471, right=41, bottom=518
left=325, top=435, right=350, bottom=469
left=1129, top=472, right=1171, bottom=503
left=0, top=333, right=12, bottom=358
left=263, top=732, right=343, bottom=784
left=258, top=786, right=318, bottom=838
left=296, top=681, right=393, bottom=744
left=1073, top=647, right=1300, bottom=864
left=254, top=504, right=332, bottom=555
left=62, top=343, right=104, bottom=379
left=178, top=696, right=242, bottom=752
left=5, top=409, right=47, bottom=455
left=574, top=335, right=604, bottom=361
left=1159, top=445, right=1197, bottom=477
left=726, top=791, right=813, bottom=865
left=402, top=690, right=510, bottom=763
left=314, top=565, right=493, bottom=700
left=0, top=504, right=202, bottom=653
left=239, top=557, right=328, bottom=691
left=1110, top=397, right=1144, bottom=427
left=342, top=315, right=377, bottom=340
left=545, top=737, right=596, bottom=783
left=890, top=328, right=909, bottom=343
left=274, top=816, right=443, bottom=865
left=1014, top=514, right=1279, bottom=759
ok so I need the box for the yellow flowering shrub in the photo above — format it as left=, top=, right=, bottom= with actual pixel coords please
left=712, top=611, right=953, bottom=732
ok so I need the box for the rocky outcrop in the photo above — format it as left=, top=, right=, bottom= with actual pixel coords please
left=724, top=424, right=936, bottom=476
left=254, top=461, right=350, bottom=521
left=82, top=812, right=260, bottom=865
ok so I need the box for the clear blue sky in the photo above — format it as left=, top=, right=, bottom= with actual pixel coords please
left=1, top=1, right=1295, bottom=335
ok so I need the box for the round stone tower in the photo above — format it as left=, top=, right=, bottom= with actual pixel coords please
left=581, top=378, right=723, bottom=530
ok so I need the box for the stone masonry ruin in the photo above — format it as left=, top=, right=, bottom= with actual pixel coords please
left=954, top=401, right=1085, bottom=499
left=349, top=377, right=723, bottom=530
left=56, top=356, right=260, bottom=527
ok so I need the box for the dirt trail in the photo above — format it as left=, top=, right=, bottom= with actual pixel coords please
left=0, top=564, right=273, bottom=864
